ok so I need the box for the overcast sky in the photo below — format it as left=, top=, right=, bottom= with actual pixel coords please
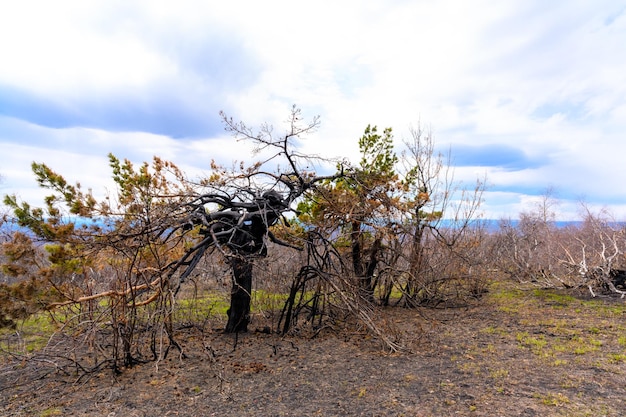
left=1, top=1, right=625, bottom=220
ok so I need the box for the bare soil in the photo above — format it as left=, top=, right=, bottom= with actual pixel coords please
left=2, top=282, right=625, bottom=416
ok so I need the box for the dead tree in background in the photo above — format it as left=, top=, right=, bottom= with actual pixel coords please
left=560, top=206, right=626, bottom=298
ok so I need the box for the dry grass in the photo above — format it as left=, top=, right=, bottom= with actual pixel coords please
left=1, top=278, right=625, bottom=416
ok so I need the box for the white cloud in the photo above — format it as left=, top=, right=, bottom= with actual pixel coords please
left=0, top=115, right=275, bottom=206
left=0, top=2, right=178, bottom=96
left=1, top=0, right=625, bottom=220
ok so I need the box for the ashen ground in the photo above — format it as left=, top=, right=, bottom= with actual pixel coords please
left=1, top=282, right=625, bottom=416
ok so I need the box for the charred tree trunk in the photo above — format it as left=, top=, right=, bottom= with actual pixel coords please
left=351, top=221, right=364, bottom=278
left=363, top=237, right=382, bottom=301
left=225, top=257, right=253, bottom=333
left=403, top=219, right=427, bottom=306
left=351, top=221, right=382, bottom=301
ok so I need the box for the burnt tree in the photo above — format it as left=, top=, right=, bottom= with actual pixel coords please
left=172, top=190, right=295, bottom=332
left=164, top=107, right=341, bottom=332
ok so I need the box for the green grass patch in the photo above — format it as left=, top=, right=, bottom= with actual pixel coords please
left=480, top=325, right=501, bottom=335
left=2, top=288, right=301, bottom=355
left=488, top=283, right=542, bottom=314
left=583, top=300, right=626, bottom=317
left=516, top=332, right=548, bottom=356
left=489, top=284, right=525, bottom=301
left=608, top=353, right=626, bottom=363
left=489, top=368, right=509, bottom=379
left=535, top=392, right=570, bottom=407
left=252, top=289, right=291, bottom=311
left=175, top=292, right=230, bottom=319
left=0, top=311, right=59, bottom=353
left=531, top=289, right=576, bottom=306
left=587, top=326, right=601, bottom=334
left=569, top=336, right=601, bottom=355
left=39, top=407, right=64, bottom=417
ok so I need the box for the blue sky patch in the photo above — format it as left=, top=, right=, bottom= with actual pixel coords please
left=0, top=84, right=224, bottom=138
left=532, top=100, right=589, bottom=121
left=448, top=144, right=547, bottom=171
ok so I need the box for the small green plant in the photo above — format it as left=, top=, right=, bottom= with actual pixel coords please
left=480, top=326, right=508, bottom=337
left=39, top=407, right=63, bottom=417
left=535, top=392, right=570, bottom=406
left=484, top=344, right=497, bottom=354
left=590, top=338, right=603, bottom=347
left=559, top=378, right=579, bottom=389
left=587, top=326, right=601, bottom=334
left=570, top=336, right=601, bottom=355
left=516, top=332, right=547, bottom=355
left=608, top=353, right=626, bottom=363
left=480, top=326, right=499, bottom=334
left=497, top=305, right=521, bottom=314
left=489, top=368, right=509, bottom=378
left=457, top=360, right=481, bottom=375
left=585, top=300, right=626, bottom=317
left=573, top=346, right=591, bottom=355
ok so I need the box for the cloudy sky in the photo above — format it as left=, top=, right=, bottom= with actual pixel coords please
left=1, top=0, right=625, bottom=220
